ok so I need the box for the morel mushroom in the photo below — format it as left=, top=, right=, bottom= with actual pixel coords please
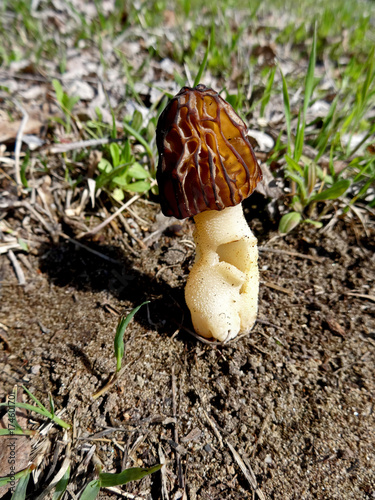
left=156, top=84, right=262, bottom=342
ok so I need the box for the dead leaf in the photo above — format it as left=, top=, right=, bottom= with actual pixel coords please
left=0, top=326, right=10, bottom=351
left=248, top=129, right=274, bottom=152
left=326, top=317, right=346, bottom=337
left=0, top=118, right=43, bottom=143
left=255, top=163, right=283, bottom=199
left=251, top=44, right=277, bottom=66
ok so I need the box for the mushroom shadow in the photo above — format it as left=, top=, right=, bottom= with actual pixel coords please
left=38, top=238, right=190, bottom=338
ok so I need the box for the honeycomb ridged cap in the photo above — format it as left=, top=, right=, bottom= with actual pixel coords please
left=156, top=84, right=262, bottom=219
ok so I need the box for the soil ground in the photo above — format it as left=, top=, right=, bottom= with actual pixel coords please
left=1, top=198, right=375, bottom=499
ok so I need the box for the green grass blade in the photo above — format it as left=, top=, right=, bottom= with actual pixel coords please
left=303, top=22, right=317, bottom=117
left=52, top=79, right=64, bottom=106
left=11, top=471, right=30, bottom=500
left=280, top=67, right=292, bottom=155
left=303, top=219, right=323, bottom=228
left=279, top=212, right=302, bottom=234
left=0, top=469, right=28, bottom=488
left=114, top=301, right=150, bottom=372
left=353, top=158, right=374, bottom=183
left=347, top=174, right=375, bottom=206
left=193, top=30, right=211, bottom=87
left=21, top=386, right=48, bottom=412
left=20, top=150, right=30, bottom=188
left=294, top=111, right=305, bottom=162
left=0, top=428, right=34, bottom=436
left=260, top=67, right=276, bottom=117
left=49, top=393, right=55, bottom=417
left=99, top=464, right=162, bottom=488
left=285, top=155, right=304, bottom=176
left=0, top=402, right=70, bottom=429
left=110, top=143, right=120, bottom=168
left=80, top=480, right=101, bottom=500
left=309, top=179, right=351, bottom=202
left=52, top=466, right=70, bottom=500
left=122, top=122, right=153, bottom=162
left=314, top=96, right=339, bottom=162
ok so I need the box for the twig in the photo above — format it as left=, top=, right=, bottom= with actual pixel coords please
left=259, top=246, right=324, bottom=263
left=78, top=195, right=140, bottom=239
left=256, top=318, right=285, bottom=333
left=8, top=250, right=26, bottom=285
left=48, top=137, right=122, bottom=154
left=6, top=200, right=58, bottom=238
left=201, top=407, right=224, bottom=449
left=119, top=213, right=147, bottom=249
left=92, top=363, right=130, bottom=400
left=261, top=280, right=294, bottom=295
left=13, top=100, right=29, bottom=195
left=250, top=413, right=271, bottom=458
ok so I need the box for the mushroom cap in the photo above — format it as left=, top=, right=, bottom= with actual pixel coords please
left=156, top=84, right=262, bottom=219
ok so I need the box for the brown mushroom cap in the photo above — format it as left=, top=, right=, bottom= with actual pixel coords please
left=156, top=84, right=262, bottom=219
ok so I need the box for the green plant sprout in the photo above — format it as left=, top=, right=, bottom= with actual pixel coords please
left=92, top=106, right=156, bottom=200
left=96, top=141, right=151, bottom=199
left=114, top=301, right=150, bottom=372
left=52, top=466, right=70, bottom=500
left=92, top=301, right=149, bottom=399
left=52, top=79, right=80, bottom=134
left=0, top=445, right=161, bottom=499
left=278, top=24, right=352, bottom=233
left=80, top=464, right=162, bottom=500
left=0, top=465, right=35, bottom=500
left=0, top=385, right=71, bottom=430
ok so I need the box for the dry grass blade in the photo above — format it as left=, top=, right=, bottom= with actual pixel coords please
left=49, top=137, right=114, bottom=154
left=35, top=455, right=70, bottom=500
left=226, top=440, right=266, bottom=500
left=8, top=250, right=26, bottom=285
left=78, top=194, right=140, bottom=238
left=201, top=408, right=224, bottom=449
left=344, top=292, right=375, bottom=303
left=172, top=366, right=184, bottom=489
left=92, top=363, right=129, bottom=400
left=13, top=100, right=29, bottom=194
left=158, top=444, right=169, bottom=500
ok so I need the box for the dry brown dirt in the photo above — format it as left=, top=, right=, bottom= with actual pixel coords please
left=1, top=198, right=375, bottom=499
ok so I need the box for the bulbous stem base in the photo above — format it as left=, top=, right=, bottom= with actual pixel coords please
left=185, top=204, right=259, bottom=342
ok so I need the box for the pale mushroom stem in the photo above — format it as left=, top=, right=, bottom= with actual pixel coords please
left=185, top=203, right=259, bottom=342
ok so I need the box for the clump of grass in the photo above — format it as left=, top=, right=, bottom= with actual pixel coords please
left=0, top=444, right=161, bottom=500
left=52, top=80, right=80, bottom=134
left=275, top=23, right=374, bottom=233
left=0, top=385, right=71, bottom=430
